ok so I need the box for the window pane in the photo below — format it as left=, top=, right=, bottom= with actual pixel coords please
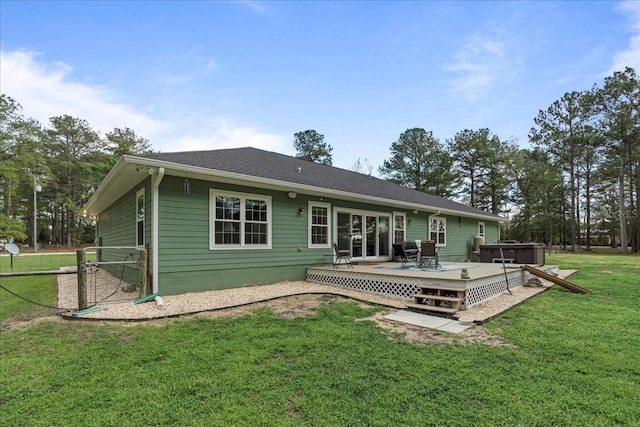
left=137, top=221, right=144, bottom=246
left=215, top=197, right=225, bottom=216
left=311, top=225, right=328, bottom=245
left=215, top=221, right=240, bottom=244
left=395, top=215, right=404, bottom=230
left=246, top=199, right=267, bottom=222
left=259, top=200, right=267, bottom=222
left=216, top=196, right=240, bottom=220
left=312, top=206, right=328, bottom=225
left=245, top=222, right=267, bottom=244
left=137, top=196, right=144, bottom=221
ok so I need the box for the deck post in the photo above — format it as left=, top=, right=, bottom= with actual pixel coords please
left=76, top=250, right=88, bottom=310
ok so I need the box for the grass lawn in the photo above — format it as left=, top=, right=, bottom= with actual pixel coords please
left=1, top=253, right=639, bottom=426
left=0, top=252, right=77, bottom=273
left=0, top=253, right=77, bottom=322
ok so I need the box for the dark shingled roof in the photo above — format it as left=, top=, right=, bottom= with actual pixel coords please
left=139, top=147, right=501, bottom=219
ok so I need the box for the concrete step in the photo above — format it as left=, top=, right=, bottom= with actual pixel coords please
left=406, top=303, right=458, bottom=314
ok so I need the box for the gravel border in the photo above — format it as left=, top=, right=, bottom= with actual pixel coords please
left=58, top=270, right=577, bottom=323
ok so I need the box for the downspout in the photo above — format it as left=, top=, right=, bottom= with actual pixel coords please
left=151, top=167, right=165, bottom=294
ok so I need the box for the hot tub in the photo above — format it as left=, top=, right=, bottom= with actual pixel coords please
left=479, top=243, right=546, bottom=264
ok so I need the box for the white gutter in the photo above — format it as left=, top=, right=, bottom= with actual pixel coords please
left=151, top=167, right=165, bottom=293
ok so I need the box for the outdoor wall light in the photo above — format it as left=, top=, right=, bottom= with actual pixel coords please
left=412, top=209, right=419, bottom=215
left=183, top=177, right=191, bottom=197
left=298, top=208, right=305, bottom=216
left=288, top=192, right=297, bottom=199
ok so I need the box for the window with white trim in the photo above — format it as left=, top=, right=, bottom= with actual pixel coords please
left=429, top=216, right=446, bottom=246
left=393, top=213, right=406, bottom=243
left=478, top=222, right=485, bottom=239
left=136, top=188, right=145, bottom=247
left=309, top=202, right=331, bottom=248
left=210, top=190, right=271, bottom=249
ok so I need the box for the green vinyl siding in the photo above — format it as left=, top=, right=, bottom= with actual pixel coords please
left=405, top=213, right=500, bottom=262
left=437, top=216, right=478, bottom=261
left=156, top=176, right=323, bottom=294
left=95, top=179, right=150, bottom=286
left=96, top=174, right=500, bottom=295
left=483, top=221, right=499, bottom=246
left=98, top=179, right=151, bottom=248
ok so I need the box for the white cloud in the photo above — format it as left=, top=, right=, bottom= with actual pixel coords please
left=0, top=49, right=290, bottom=155
left=154, top=47, right=219, bottom=85
left=237, top=0, right=270, bottom=15
left=608, top=0, right=640, bottom=74
left=445, top=29, right=523, bottom=102
left=0, top=50, right=167, bottom=136
left=162, top=115, right=291, bottom=155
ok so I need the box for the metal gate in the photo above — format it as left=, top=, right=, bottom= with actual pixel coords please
left=76, top=246, right=149, bottom=309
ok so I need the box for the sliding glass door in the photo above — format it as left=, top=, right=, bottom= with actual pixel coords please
left=336, top=211, right=391, bottom=260
left=378, top=215, right=390, bottom=257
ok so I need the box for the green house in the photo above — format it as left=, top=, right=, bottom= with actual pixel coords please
left=83, top=147, right=503, bottom=295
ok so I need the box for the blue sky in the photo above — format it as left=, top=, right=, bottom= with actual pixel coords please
left=1, top=1, right=639, bottom=172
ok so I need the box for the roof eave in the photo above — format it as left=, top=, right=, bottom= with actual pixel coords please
left=83, top=155, right=148, bottom=215
left=85, top=156, right=503, bottom=222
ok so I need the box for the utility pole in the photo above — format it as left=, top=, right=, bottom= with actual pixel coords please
left=33, top=175, right=41, bottom=252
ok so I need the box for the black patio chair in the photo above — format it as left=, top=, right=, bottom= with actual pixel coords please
left=418, top=241, right=440, bottom=269
left=393, top=242, right=418, bottom=267
left=332, top=243, right=353, bottom=268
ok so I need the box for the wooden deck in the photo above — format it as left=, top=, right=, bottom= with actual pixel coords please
left=307, top=261, right=558, bottom=310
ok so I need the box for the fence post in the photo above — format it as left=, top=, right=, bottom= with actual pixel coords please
left=145, top=243, right=152, bottom=296
left=138, top=246, right=148, bottom=298
left=77, top=249, right=88, bottom=310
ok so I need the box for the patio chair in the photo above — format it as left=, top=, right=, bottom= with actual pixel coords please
left=418, top=241, right=440, bottom=269
left=394, top=242, right=418, bottom=267
left=332, top=243, right=353, bottom=268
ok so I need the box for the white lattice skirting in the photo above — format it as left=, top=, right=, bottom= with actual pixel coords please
left=306, top=266, right=559, bottom=309
left=306, top=269, right=421, bottom=299
left=464, top=267, right=558, bottom=307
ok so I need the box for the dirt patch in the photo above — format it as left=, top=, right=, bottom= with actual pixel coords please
left=357, top=310, right=516, bottom=347
left=0, top=314, right=64, bottom=333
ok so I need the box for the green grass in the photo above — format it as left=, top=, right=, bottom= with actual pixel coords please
left=0, top=275, right=59, bottom=321
left=0, top=253, right=77, bottom=273
left=1, top=254, right=639, bottom=426
left=0, top=253, right=76, bottom=322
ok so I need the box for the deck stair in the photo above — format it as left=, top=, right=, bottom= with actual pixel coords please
left=407, top=284, right=465, bottom=315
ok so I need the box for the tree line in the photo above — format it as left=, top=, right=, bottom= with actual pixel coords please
left=1, top=67, right=638, bottom=252
left=0, top=94, right=152, bottom=249
left=294, top=68, right=639, bottom=253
